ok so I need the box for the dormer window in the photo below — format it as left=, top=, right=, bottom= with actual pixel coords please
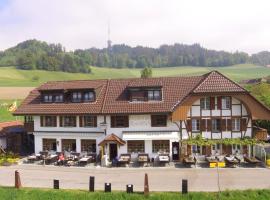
left=148, top=90, right=161, bottom=101
left=84, top=91, right=95, bottom=102
left=72, top=92, right=82, bottom=102
left=55, top=94, right=64, bottom=103
left=44, top=94, right=53, bottom=103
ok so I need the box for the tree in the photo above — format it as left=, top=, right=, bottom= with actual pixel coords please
left=141, top=67, right=152, bottom=78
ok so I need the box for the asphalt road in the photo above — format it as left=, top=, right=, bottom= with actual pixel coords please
left=0, top=165, right=269, bottom=192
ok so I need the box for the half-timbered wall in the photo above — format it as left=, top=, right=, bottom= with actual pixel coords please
left=181, top=96, right=252, bottom=139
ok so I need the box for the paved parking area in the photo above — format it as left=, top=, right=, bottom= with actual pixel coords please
left=0, top=164, right=269, bottom=192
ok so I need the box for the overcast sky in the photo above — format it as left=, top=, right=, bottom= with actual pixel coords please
left=0, top=0, right=269, bottom=54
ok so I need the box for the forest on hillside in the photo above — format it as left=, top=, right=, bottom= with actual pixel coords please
left=1, top=39, right=270, bottom=73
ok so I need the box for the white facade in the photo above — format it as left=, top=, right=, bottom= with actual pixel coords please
left=32, top=96, right=253, bottom=160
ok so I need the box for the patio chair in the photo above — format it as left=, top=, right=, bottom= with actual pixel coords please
left=157, top=154, right=170, bottom=166
left=183, top=156, right=196, bottom=167
left=118, top=154, right=131, bottom=167
left=225, top=155, right=240, bottom=168
left=137, top=153, right=149, bottom=166
left=45, top=154, right=58, bottom=165
left=244, top=156, right=262, bottom=167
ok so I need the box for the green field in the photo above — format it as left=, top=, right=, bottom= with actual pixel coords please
left=0, top=64, right=269, bottom=87
left=0, top=100, right=22, bottom=122
left=0, top=187, right=269, bottom=200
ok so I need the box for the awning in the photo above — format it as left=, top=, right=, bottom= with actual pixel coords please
left=98, top=133, right=126, bottom=146
left=122, top=131, right=180, bottom=140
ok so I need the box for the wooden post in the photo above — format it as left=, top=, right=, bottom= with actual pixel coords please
left=144, top=173, right=149, bottom=196
left=89, top=176, right=95, bottom=192
left=53, top=179, right=59, bottom=189
left=15, top=170, right=22, bottom=189
left=182, top=179, right=188, bottom=194
left=126, top=184, right=133, bottom=193
left=104, top=183, right=111, bottom=192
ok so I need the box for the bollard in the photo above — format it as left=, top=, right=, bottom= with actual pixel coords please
left=89, top=176, right=95, bottom=192
left=15, top=170, right=22, bottom=189
left=126, top=184, right=133, bottom=193
left=144, top=173, right=149, bottom=196
left=53, top=179, right=59, bottom=189
left=104, top=183, right=111, bottom=192
left=182, top=179, right=188, bottom=194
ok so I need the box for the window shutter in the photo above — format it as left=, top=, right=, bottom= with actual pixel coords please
left=186, top=120, right=191, bottom=132
left=227, top=119, right=232, bottom=131
left=210, top=97, right=215, bottom=110
left=207, top=119, right=212, bottom=131
left=124, top=116, right=129, bottom=127
left=217, top=97, right=222, bottom=110
left=40, top=116, right=44, bottom=127
left=241, top=118, right=247, bottom=131
left=221, top=119, right=227, bottom=131
left=94, top=116, right=97, bottom=127
left=79, top=116, right=83, bottom=127
left=59, top=116, right=63, bottom=127
left=53, top=116, right=57, bottom=127
left=200, top=119, right=206, bottom=131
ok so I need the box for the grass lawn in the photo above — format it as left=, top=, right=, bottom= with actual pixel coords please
left=0, top=187, right=270, bottom=200
left=0, top=100, right=23, bottom=122
left=0, top=64, right=270, bottom=87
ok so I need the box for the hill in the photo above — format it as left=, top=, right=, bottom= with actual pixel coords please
left=0, top=64, right=270, bottom=87
left=1, top=39, right=270, bottom=71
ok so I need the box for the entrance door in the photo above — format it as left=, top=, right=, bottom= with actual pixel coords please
left=109, top=143, right=118, bottom=161
left=172, top=142, right=179, bottom=161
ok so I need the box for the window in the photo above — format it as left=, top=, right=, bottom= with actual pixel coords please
left=24, top=116, right=33, bottom=123
left=130, top=90, right=145, bottom=102
left=61, top=116, right=77, bottom=127
left=43, top=139, right=56, bottom=151
left=222, top=97, right=231, bottom=110
left=84, top=91, right=95, bottom=102
left=72, top=92, right=82, bottom=102
left=44, top=94, right=53, bottom=103
left=148, top=90, right=161, bottom=101
left=192, top=145, right=201, bottom=154
left=111, top=115, right=129, bottom=128
left=232, top=118, right=240, bottom=131
left=62, top=139, right=76, bottom=152
left=151, top=115, right=167, bottom=127
left=212, top=119, right=221, bottom=132
left=152, top=140, right=169, bottom=153
left=192, top=119, right=200, bottom=132
left=55, top=94, right=64, bottom=102
left=80, top=116, right=97, bottom=127
left=127, top=140, right=145, bottom=153
left=40, top=116, right=57, bottom=127
left=200, top=97, right=210, bottom=110
left=81, top=140, right=96, bottom=153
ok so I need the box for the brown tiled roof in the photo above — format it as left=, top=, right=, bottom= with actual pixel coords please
left=38, top=80, right=104, bottom=91
left=128, top=78, right=162, bottom=88
left=193, top=71, right=246, bottom=93
left=98, top=133, right=126, bottom=146
left=14, top=71, right=248, bottom=115
left=0, top=121, right=24, bottom=137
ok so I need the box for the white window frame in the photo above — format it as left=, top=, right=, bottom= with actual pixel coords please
left=200, top=97, right=210, bottom=110
left=222, top=96, right=231, bottom=110
left=191, top=119, right=200, bottom=132
left=232, top=118, right=240, bottom=131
